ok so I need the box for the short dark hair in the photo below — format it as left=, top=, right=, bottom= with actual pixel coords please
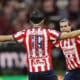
left=60, top=18, right=70, bottom=26
left=29, top=10, right=45, bottom=24
left=60, top=18, right=69, bottom=23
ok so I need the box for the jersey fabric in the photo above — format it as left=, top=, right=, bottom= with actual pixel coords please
left=53, top=36, right=80, bottom=70
left=13, top=27, right=60, bottom=72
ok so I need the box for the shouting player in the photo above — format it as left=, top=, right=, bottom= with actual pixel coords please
left=0, top=10, right=80, bottom=80
left=53, top=18, right=80, bottom=80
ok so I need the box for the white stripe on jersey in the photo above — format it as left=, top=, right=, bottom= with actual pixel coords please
left=43, top=29, right=48, bottom=55
left=14, top=31, right=24, bottom=43
left=41, top=65, right=45, bottom=71
left=15, top=31, right=24, bottom=37
left=48, top=29, right=59, bottom=36
left=43, top=29, right=50, bottom=70
left=26, top=30, right=30, bottom=57
left=50, top=37, right=57, bottom=41
left=64, top=40, right=67, bottom=48
left=67, top=39, right=70, bottom=48
left=17, top=38, right=23, bottom=42
left=26, top=30, right=32, bottom=72
left=48, top=29, right=59, bottom=41
left=77, top=40, right=80, bottom=44
left=34, top=65, right=38, bottom=72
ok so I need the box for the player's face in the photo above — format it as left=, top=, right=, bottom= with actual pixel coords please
left=60, top=21, right=71, bottom=32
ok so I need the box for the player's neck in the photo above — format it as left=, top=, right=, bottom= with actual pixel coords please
left=31, top=20, right=44, bottom=28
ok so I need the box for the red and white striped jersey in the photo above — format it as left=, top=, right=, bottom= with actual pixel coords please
left=13, top=28, right=60, bottom=72
left=53, top=36, right=80, bottom=70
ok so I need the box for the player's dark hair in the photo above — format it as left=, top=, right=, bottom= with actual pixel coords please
left=60, top=18, right=70, bottom=26
left=29, top=10, right=45, bottom=24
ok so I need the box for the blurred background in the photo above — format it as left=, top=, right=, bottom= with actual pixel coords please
left=0, top=0, right=80, bottom=80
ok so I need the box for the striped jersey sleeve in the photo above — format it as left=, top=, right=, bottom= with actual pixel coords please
left=13, top=29, right=26, bottom=43
left=52, top=40, right=60, bottom=48
left=76, top=35, right=80, bottom=44
left=48, top=29, right=60, bottom=41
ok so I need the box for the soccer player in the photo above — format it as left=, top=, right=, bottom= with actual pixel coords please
left=53, top=19, right=80, bottom=80
left=0, top=11, right=80, bottom=80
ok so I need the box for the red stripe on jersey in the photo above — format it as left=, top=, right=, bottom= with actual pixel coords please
left=38, top=66, right=41, bottom=72
left=29, top=34, right=32, bottom=57
left=31, top=60, right=35, bottom=72
left=70, top=39, right=73, bottom=45
left=35, top=35, right=39, bottom=56
left=61, top=40, right=64, bottom=47
left=42, top=35, right=45, bottom=55
left=48, top=29, right=60, bottom=40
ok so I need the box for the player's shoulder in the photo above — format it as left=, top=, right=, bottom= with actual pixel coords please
left=47, top=29, right=59, bottom=33
left=75, top=35, right=80, bottom=41
left=47, top=29, right=58, bottom=31
left=16, top=29, right=28, bottom=34
left=21, top=28, right=31, bottom=32
left=77, top=35, right=80, bottom=38
left=74, top=35, right=80, bottom=40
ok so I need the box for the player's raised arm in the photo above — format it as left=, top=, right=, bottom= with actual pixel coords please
left=59, top=30, right=80, bottom=40
left=0, top=35, right=14, bottom=42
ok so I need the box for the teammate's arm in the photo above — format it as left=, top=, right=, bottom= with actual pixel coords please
left=0, top=35, right=14, bottom=42
left=59, top=30, right=80, bottom=40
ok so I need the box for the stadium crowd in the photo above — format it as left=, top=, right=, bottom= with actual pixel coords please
left=0, top=0, right=80, bottom=35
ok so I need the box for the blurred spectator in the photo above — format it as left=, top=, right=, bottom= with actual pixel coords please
left=6, top=0, right=19, bottom=9
left=0, top=1, right=16, bottom=34
left=69, top=20, right=78, bottom=30
left=12, top=4, right=30, bottom=32
left=56, top=0, right=69, bottom=17
left=33, top=0, right=42, bottom=9
left=41, top=0, right=58, bottom=16
left=1, top=0, right=19, bottom=10
left=56, top=0, right=69, bottom=10
left=68, top=0, right=79, bottom=21
left=24, top=0, right=33, bottom=6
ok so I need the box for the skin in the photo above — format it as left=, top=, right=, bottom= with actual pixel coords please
left=60, top=21, right=71, bottom=32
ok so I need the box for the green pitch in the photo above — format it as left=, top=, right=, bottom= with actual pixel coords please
left=0, top=76, right=28, bottom=80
